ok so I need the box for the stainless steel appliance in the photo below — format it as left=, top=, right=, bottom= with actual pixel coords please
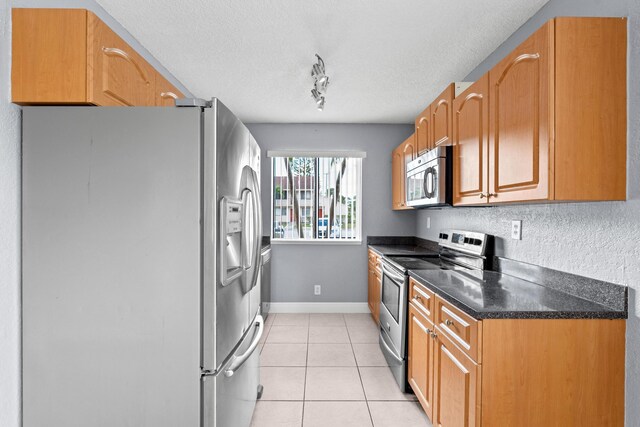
left=260, top=246, right=272, bottom=319
left=406, top=146, right=452, bottom=207
left=378, top=230, right=491, bottom=391
left=22, top=99, right=263, bottom=427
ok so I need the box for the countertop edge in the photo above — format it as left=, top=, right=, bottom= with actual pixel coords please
left=407, top=271, right=627, bottom=321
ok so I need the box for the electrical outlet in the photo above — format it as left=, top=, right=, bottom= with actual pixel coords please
left=314, top=285, right=321, bottom=295
left=511, top=220, right=522, bottom=240
left=427, top=217, right=431, bottom=229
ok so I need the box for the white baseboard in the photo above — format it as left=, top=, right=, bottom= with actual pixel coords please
left=269, top=302, right=370, bottom=314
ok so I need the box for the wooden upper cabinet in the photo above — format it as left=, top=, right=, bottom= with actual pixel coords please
left=87, top=12, right=155, bottom=106
left=453, top=17, right=626, bottom=206
left=553, top=17, right=626, bottom=201
left=12, top=9, right=88, bottom=104
left=392, top=134, right=415, bottom=210
left=431, top=84, right=454, bottom=147
left=392, top=145, right=404, bottom=210
left=415, top=106, right=431, bottom=154
left=453, top=75, right=489, bottom=205
left=155, top=73, right=185, bottom=106
left=12, top=8, right=186, bottom=107
left=403, top=136, right=416, bottom=164
left=488, top=20, right=552, bottom=203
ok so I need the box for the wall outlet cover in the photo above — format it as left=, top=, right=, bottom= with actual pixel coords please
left=314, top=285, right=321, bottom=295
left=427, top=217, right=431, bottom=229
left=511, top=220, right=522, bottom=240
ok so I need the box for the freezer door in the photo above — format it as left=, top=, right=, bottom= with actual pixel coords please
left=202, top=100, right=262, bottom=372
left=202, top=315, right=263, bottom=427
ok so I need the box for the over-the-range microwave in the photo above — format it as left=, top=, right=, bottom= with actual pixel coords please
left=406, top=146, right=452, bottom=207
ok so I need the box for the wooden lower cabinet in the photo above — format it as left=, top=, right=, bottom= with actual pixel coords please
left=407, top=285, right=626, bottom=427
left=432, top=328, right=480, bottom=427
left=408, top=304, right=435, bottom=420
left=367, top=250, right=381, bottom=323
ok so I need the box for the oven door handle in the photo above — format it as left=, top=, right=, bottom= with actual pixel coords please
left=381, top=262, right=405, bottom=284
left=379, top=330, right=403, bottom=363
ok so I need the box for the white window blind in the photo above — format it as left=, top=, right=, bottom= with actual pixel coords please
left=271, top=154, right=362, bottom=242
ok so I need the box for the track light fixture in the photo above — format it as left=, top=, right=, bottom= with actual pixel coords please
left=310, top=54, right=329, bottom=111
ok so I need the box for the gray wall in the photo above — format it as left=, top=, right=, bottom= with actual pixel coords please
left=248, top=124, right=415, bottom=303
left=0, top=1, right=191, bottom=426
left=415, top=0, right=640, bottom=424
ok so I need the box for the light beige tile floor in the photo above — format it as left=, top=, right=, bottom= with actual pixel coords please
left=251, top=313, right=432, bottom=427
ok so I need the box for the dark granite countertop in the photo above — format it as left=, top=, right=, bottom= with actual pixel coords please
left=409, top=269, right=627, bottom=320
left=368, top=244, right=438, bottom=257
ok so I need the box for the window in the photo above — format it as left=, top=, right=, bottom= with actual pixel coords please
left=269, top=151, right=364, bottom=242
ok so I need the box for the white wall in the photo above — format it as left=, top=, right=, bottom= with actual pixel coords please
left=0, top=1, right=191, bottom=425
left=415, top=0, right=640, bottom=424
left=248, top=123, right=416, bottom=303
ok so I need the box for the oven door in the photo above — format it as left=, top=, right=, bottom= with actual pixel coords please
left=379, top=261, right=407, bottom=356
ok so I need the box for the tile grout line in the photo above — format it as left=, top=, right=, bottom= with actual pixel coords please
left=345, top=315, right=377, bottom=427
left=301, top=314, right=310, bottom=427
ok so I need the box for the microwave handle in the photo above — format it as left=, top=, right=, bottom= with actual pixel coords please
left=424, top=166, right=437, bottom=199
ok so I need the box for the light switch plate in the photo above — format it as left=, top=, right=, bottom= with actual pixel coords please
left=511, top=220, right=522, bottom=240
left=427, top=217, right=431, bottom=229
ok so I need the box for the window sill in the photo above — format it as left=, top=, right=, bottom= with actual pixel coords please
left=270, top=239, right=363, bottom=246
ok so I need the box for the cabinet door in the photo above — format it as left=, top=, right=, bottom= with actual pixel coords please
left=453, top=76, right=489, bottom=206
left=415, top=106, right=431, bottom=154
left=392, top=146, right=404, bottom=210
left=155, top=72, right=185, bottom=106
left=368, top=266, right=375, bottom=318
left=403, top=136, right=416, bottom=164
left=87, top=12, right=156, bottom=106
left=431, top=84, right=454, bottom=147
left=433, top=331, right=480, bottom=427
left=433, top=329, right=481, bottom=427
left=409, top=304, right=435, bottom=421
left=392, top=136, right=414, bottom=211
left=374, top=267, right=382, bottom=324
left=488, top=21, right=552, bottom=203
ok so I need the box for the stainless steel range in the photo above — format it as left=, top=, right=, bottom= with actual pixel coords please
left=378, top=230, right=492, bottom=392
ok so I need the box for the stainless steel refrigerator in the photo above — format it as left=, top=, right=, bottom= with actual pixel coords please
left=22, top=99, right=264, bottom=427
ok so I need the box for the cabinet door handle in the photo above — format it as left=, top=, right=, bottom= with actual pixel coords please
left=480, top=192, right=497, bottom=199
left=160, top=91, right=178, bottom=100
left=431, top=331, right=438, bottom=339
left=445, top=319, right=454, bottom=326
left=101, top=47, right=150, bottom=85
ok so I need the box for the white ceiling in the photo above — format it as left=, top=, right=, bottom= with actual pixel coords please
left=96, top=0, right=548, bottom=123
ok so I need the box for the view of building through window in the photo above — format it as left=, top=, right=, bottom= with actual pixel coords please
left=272, top=156, right=362, bottom=241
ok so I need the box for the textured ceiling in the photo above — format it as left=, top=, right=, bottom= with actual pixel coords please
left=96, top=0, right=548, bottom=123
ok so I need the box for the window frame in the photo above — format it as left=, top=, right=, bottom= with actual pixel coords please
left=269, top=154, right=364, bottom=245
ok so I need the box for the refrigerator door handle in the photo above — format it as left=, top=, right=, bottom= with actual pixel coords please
left=241, top=188, right=254, bottom=271
left=223, top=315, right=264, bottom=378
left=247, top=168, right=262, bottom=291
